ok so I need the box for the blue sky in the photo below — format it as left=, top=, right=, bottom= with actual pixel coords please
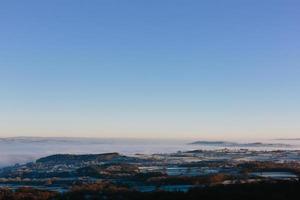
left=0, top=0, right=299, bottom=139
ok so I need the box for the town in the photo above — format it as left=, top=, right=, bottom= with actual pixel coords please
left=1, top=149, right=299, bottom=195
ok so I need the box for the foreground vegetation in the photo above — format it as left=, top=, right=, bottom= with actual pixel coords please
left=1, top=180, right=300, bottom=200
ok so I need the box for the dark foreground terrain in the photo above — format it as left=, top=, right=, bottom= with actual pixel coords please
left=1, top=181, right=300, bottom=200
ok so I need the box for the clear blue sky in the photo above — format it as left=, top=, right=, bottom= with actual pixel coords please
left=0, top=0, right=299, bottom=139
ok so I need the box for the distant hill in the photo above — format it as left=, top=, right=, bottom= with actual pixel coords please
left=276, top=138, right=300, bottom=141
left=0, top=153, right=146, bottom=179
left=36, top=153, right=121, bottom=164
left=189, top=141, right=292, bottom=148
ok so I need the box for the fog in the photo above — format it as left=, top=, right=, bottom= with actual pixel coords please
left=1, top=137, right=299, bottom=168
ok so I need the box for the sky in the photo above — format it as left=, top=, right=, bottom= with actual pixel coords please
left=0, top=0, right=299, bottom=139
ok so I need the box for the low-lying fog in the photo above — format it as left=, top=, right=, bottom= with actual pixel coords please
left=1, top=137, right=299, bottom=168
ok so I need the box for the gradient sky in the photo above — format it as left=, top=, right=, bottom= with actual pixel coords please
left=0, top=0, right=299, bottom=139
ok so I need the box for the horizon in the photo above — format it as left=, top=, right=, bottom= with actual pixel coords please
left=1, top=0, right=300, bottom=139
left=1, top=135, right=300, bottom=142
